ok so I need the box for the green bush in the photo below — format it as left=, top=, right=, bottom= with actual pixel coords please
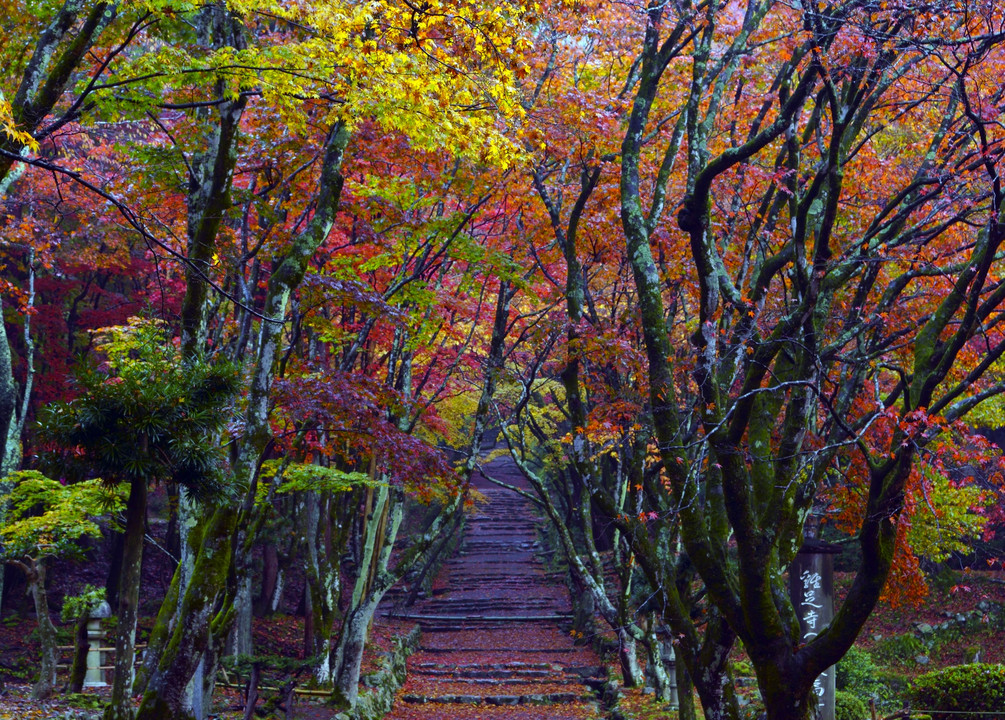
left=836, top=646, right=903, bottom=711
left=874, top=669, right=909, bottom=702
left=836, top=690, right=870, bottom=720
left=837, top=646, right=880, bottom=692
left=873, top=632, right=926, bottom=665
left=733, top=659, right=755, bottom=677
left=908, top=663, right=1005, bottom=720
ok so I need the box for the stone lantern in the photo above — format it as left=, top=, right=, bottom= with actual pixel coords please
left=83, top=600, right=112, bottom=687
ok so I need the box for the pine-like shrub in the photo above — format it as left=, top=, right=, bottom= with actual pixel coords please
left=835, top=690, right=870, bottom=720
left=908, top=664, right=1005, bottom=720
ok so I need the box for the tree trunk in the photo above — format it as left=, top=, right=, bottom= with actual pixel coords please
left=0, top=299, right=17, bottom=475
left=105, top=529, right=124, bottom=611
left=105, top=478, right=148, bottom=720
left=68, top=611, right=90, bottom=693
left=617, top=626, right=643, bottom=688
left=404, top=509, right=460, bottom=607
left=569, top=574, right=595, bottom=638
left=26, top=560, right=57, bottom=700
left=644, top=624, right=677, bottom=705
left=330, top=595, right=381, bottom=708
left=164, top=484, right=181, bottom=564
left=134, top=506, right=237, bottom=720
left=133, top=561, right=179, bottom=695
left=303, top=581, right=314, bottom=660
left=303, top=490, right=337, bottom=662
left=1, top=279, right=34, bottom=617
left=269, top=566, right=285, bottom=615
left=758, top=660, right=815, bottom=720
left=325, top=483, right=395, bottom=692
left=688, top=623, right=741, bottom=720
left=678, top=661, right=696, bottom=720
left=242, top=662, right=260, bottom=720
left=227, top=569, right=253, bottom=658
left=134, top=484, right=203, bottom=696
left=255, top=543, right=279, bottom=616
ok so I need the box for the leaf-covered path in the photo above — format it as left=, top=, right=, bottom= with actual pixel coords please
left=383, top=455, right=604, bottom=719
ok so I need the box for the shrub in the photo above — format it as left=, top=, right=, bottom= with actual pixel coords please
left=874, top=670, right=909, bottom=702
left=908, top=663, right=1005, bottom=720
left=837, top=646, right=903, bottom=711
left=837, top=646, right=880, bottom=692
left=836, top=690, right=870, bottom=720
left=734, top=659, right=755, bottom=677
left=873, top=632, right=926, bottom=665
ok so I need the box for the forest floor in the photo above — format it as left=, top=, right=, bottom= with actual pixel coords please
left=2, top=451, right=1005, bottom=719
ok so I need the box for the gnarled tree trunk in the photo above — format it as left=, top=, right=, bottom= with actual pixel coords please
left=104, top=478, right=147, bottom=720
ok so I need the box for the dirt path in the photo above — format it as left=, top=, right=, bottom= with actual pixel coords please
left=382, top=455, right=604, bottom=720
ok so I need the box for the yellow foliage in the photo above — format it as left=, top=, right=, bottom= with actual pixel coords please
left=907, top=462, right=991, bottom=564
left=0, top=95, right=38, bottom=153
left=120, top=0, right=530, bottom=167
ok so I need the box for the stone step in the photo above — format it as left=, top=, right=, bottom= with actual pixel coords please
left=407, top=676, right=583, bottom=686
left=415, top=662, right=556, bottom=670
left=412, top=664, right=605, bottom=678
left=418, top=646, right=585, bottom=654
left=386, top=613, right=571, bottom=622
left=382, top=454, right=603, bottom=720
left=414, top=669, right=555, bottom=678
left=401, top=692, right=592, bottom=705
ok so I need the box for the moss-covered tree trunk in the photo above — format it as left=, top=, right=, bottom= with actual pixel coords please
left=134, top=121, right=352, bottom=720
left=104, top=477, right=147, bottom=720
left=685, top=618, right=740, bottom=720
left=0, top=303, right=17, bottom=621
left=677, top=662, right=696, bottom=720
left=134, top=508, right=238, bottom=720
left=23, top=559, right=58, bottom=700
left=303, top=490, right=338, bottom=666
left=643, top=623, right=676, bottom=705
left=68, top=610, right=90, bottom=693
left=330, top=593, right=383, bottom=708
left=0, top=300, right=17, bottom=479
left=328, top=483, right=399, bottom=699
left=133, top=539, right=181, bottom=696
left=0, top=267, right=33, bottom=614
left=616, top=627, right=642, bottom=688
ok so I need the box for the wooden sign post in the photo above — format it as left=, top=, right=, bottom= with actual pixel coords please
left=789, top=540, right=842, bottom=720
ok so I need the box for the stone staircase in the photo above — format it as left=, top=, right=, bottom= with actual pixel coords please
left=382, top=456, right=605, bottom=719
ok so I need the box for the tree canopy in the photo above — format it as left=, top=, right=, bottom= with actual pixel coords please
left=2, top=2, right=1005, bottom=720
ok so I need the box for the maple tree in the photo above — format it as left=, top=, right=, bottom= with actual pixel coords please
left=4, top=0, right=1005, bottom=719
left=612, top=1, right=1005, bottom=720
left=0, top=471, right=121, bottom=700
left=487, top=4, right=741, bottom=712
left=0, top=0, right=140, bottom=474
left=84, top=2, right=532, bottom=718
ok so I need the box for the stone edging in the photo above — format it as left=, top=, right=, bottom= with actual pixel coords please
left=334, top=624, right=422, bottom=720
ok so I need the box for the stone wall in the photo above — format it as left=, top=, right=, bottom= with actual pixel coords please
left=334, top=625, right=422, bottom=720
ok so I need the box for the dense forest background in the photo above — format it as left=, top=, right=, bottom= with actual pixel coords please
left=3, top=2, right=1005, bottom=720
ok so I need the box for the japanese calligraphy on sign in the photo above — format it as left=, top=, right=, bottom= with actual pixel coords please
left=789, top=543, right=842, bottom=720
